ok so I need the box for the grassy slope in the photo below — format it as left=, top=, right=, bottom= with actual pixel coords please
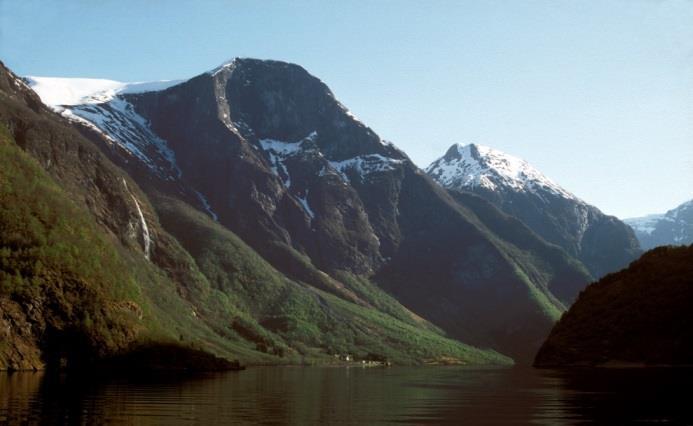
left=449, top=191, right=591, bottom=360
left=451, top=191, right=591, bottom=306
left=0, top=120, right=508, bottom=367
left=153, top=195, right=511, bottom=365
left=0, top=123, right=279, bottom=368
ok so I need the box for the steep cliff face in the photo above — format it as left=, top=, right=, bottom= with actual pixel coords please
left=427, top=143, right=641, bottom=279
left=126, top=60, right=399, bottom=277
left=535, top=245, right=693, bottom=367
left=1, top=61, right=510, bottom=368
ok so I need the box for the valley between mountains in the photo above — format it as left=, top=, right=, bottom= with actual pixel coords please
left=0, top=58, right=649, bottom=369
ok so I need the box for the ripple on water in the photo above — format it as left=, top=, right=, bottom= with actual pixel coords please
left=1, top=366, right=692, bottom=425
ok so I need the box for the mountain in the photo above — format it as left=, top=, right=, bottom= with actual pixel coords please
left=1, top=60, right=511, bottom=369
left=427, top=143, right=641, bottom=278
left=21, top=58, right=594, bottom=363
left=624, top=199, right=693, bottom=250
left=535, top=245, right=693, bottom=367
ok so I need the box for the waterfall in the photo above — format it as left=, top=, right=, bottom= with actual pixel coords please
left=122, top=178, right=152, bottom=260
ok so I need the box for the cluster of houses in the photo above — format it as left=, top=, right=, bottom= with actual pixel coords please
left=333, top=353, right=391, bottom=366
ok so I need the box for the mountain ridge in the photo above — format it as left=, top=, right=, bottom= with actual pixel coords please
left=1, top=59, right=511, bottom=369
left=16, top=57, right=596, bottom=363
left=427, top=142, right=641, bottom=278
left=625, top=199, right=693, bottom=249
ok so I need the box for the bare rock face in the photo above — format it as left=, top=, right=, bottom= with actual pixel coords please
left=0, top=299, right=44, bottom=371
left=126, top=59, right=399, bottom=277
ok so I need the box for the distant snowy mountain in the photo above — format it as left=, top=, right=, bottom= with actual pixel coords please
left=625, top=200, right=693, bottom=249
left=427, top=143, right=641, bottom=278
left=427, top=143, right=576, bottom=200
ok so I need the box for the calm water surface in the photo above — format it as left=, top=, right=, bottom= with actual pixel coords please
left=1, top=366, right=691, bottom=425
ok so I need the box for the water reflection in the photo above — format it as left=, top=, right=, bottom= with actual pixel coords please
left=1, top=366, right=691, bottom=424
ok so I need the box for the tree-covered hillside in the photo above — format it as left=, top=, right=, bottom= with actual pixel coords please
left=535, top=245, right=693, bottom=367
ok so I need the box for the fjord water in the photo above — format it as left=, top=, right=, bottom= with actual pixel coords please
left=1, top=366, right=690, bottom=425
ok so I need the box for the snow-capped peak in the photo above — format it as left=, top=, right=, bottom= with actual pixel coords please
left=624, top=198, right=692, bottom=248
left=25, top=76, right=182, bottom=106
left=625, top=198, right=693, bottom=233
left=426, top=143, right=577, bottom=201
left=668, top=199, right=693, bottom=219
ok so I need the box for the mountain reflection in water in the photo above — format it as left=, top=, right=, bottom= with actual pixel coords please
left=1, top=366, right=691, bottom=425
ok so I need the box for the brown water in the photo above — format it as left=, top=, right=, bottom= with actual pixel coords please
left=1, top=366, right=691, bottom=424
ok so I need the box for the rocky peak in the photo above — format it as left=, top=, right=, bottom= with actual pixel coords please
left=206, top=58, right=404, bottom=162
left=441, top=142, right=480, bottom=162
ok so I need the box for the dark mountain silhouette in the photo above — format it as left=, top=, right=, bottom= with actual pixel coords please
left=535, top=245, right=693, bottom=367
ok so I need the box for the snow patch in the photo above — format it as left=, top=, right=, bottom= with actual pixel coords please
left=26, top=76, right=182, bottom=179
left=625, top=198, right=692, bottom=238
left=11, top=75, right=32, bottom=91
left=26, top=76, right=182, bottom=106
left=329, top=154, right=404, bottom=182
left=66, top=97, right=181, bottom=179
left=624, top=214, right=665, bottom=235
left=344, top=107, right=359, bottom=121
left=208, top=58, right=238, bottom=76
left=667, top=199, right=693, bottom=220
left=259, top=131, right=318, bottom=189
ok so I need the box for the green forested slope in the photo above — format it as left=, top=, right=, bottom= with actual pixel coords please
left=0, top=61, right=509, bottom=368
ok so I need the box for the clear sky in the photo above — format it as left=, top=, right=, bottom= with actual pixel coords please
left=1, top=0, right=691, bottom=218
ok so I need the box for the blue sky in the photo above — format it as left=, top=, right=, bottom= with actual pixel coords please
left=1, top=0, right=691, bottom=218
